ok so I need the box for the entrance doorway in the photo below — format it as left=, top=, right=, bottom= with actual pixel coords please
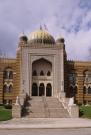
left=39, top=83, right=45, bottom=96
left=32, top=83, right=38, bottom=96
left=46, top=83, right=52, bottom=96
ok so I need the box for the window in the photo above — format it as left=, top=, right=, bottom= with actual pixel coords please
left=9, top=100, right=12, bottom=104
left=3, top=84, right=13, bottom=93
left=3, top=85, right=9, bottom=93
left=32, top=70, right=37, bottom=76
left=74, top=86, right=77, bottom=94
left=69, top=86, right=74, bottom=97
left=3, top=100, right=7, bottom=104
left=47, top=71, right=51, bottom=76
left=84, top=71, right=91, bottom=83
left=69, top=73, right=76, bottom=85
left=40, top=70, right=44, bottom=76
left=83, top=86, right=86, bottom=94
left=3, top=68, right=13, bottom=79
left=32, top=83, right=38, bottom=96
left=88, top=86, right=91, bottom=94
left=3, top=100, right=12, bottom=105
left=9, top=85, right=13, bottom=92
left=9, top=71, right=13, bottom=79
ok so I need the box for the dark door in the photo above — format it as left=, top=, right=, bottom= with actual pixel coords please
left=32, top=83, right=38, bottom=96
left=39, top=83, right=45, bottom=96
left=46, top=83, right=52, bottom=96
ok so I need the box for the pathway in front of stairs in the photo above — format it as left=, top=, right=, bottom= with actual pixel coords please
left=0, top=118, right=91, bottom=129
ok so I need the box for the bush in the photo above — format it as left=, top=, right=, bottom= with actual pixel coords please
left=4, top=104, right=12, bottom=109
left=0, top=106, right=12, bottom=121
left=80, top=105, right=91, bottom=119
left=0, top=104, right=3, bottom=106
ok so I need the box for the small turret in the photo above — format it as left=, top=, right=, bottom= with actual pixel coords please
left=56, top=37, right=65, bottom=44
left=19, top=33, right=28, bottom=45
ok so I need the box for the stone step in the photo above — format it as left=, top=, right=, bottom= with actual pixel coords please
left=27, top=113, right=46, bottom=118
left=30, top=97, right=43, bottom=101
left=49, top=113, right=69, bottom=118
left=24, top=97, right=70, bottom=118
left=30, top=103, right=44, bottom=106
left=47, top=104, right=63, bottom=108
left=29, top=108, right=45, bottom=113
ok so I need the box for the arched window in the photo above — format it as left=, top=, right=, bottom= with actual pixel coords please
left=84, top=71, right=91, bottom=83
left=32, top=83, right=38, bottom=96
left=69, top=72, right=76, bottom=85
left=69, top=86, right=74, bottom=97
left=3, top=85, right=9, bottom=93
left=47, top=71, right=51, bottom=76
left=88, top=86, right=91, bottom=94
left=83, top=86, right=86, bottom=94
left=4, top=71, right=7, bottom=79
left=9, top=85, right=13, bottom=92
left=9, top=71, right=13, bottom=79
left=74, top=86, right=77, bottom=95
left=46, top=83, right=52, bottom=96
left=3, top=68, right=13, bottom=79
left=39, top=83, right=45, bottom=96
left=32, top=70, right=37, bottom=76
left=40, top=70, right=44, bottom=76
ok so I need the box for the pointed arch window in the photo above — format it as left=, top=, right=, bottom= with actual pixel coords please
left=88, top=86, right=91, bottom=94
left=40, top=70, right=44, bottom=76
left=3, top=85, right=9, bottom=93
left=9, top=85, right=13, bottom=92
left=9, top=71, right=13, bottom=79
left=74, top=86, right=77, bottom=95
left=84, top=71, right=91, bottom=83
left=69, top=86, right=74, bottom=97
left=32, top=70, right=37, bottom=76
left=32, top=83, right=38, bottom=96
left=47, top=71, right=51, bottom=76
left=83, top=86, right=86, bottom=94
left=3, top=68, right=13, bottom=79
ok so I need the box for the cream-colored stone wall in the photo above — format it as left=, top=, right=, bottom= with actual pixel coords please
left=20, top=43, right=65, bottom=97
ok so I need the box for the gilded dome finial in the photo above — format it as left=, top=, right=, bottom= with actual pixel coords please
left=44, top=24, right=48, bottom=31
left=40, top=25, right=43, bottom=30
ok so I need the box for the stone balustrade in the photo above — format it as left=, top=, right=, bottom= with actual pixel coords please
left=12, top=93, right=27, bottom=118
left=59, top=96, right=79, bottom=118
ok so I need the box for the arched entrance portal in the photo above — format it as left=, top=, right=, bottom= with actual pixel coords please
left=32, top=83, right=38, bottom=96
left=46, top=83, right=52, bottom=96
left=39, top=83, right=45, bottom=96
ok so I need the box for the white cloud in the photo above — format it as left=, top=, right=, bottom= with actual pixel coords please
left=0, top=0, right=91, bottom=60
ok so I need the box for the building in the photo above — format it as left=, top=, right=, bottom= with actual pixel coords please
left=0, top=27, right=91, bottom=105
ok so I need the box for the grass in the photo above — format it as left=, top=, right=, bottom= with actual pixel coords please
left=80, top=105, right=91, bottom=119
left=0, top=106, right=12, bottom=121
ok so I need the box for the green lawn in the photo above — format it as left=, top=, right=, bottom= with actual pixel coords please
left=80, top=105, right=91, bottom=119
left=0, top=106, right=12, bottom=121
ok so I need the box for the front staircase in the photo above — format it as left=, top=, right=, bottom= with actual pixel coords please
left=24, top=97, right=70, bottom=118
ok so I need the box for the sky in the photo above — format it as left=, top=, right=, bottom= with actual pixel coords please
left=0, top=0, right=91, bottom=60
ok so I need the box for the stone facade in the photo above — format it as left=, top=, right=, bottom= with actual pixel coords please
left=0, top=28, right=91, bottom=105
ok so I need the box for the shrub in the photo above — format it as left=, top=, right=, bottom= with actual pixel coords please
left=80, top=105, right=91, bottom=119
left=0, top=106, right=12, bottom=121
left=4, top=104, right=12, bottom=109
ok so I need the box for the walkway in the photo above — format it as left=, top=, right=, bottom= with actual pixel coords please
left=0, top=118, right=91, bottom=129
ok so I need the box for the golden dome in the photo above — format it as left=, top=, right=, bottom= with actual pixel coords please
left=28, top=29, right=55, bottom=44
